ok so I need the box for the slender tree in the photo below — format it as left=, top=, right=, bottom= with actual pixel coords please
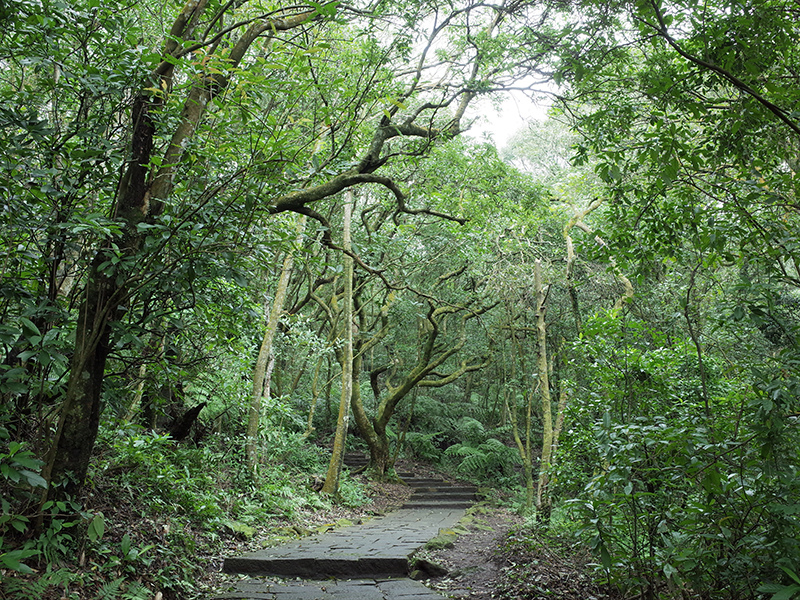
left=322, top=191, right=354, bottom=495
left=246, top=215, right=307, bottom=473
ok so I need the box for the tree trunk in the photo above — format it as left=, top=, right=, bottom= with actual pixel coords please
left=350, top=352, right=387, bottom=475
left=357, top=302, right=491, bottom=481
left=246, top=216, right=306, bottom=473
left=503, top=317, right=536, bottom=512
left=42, top=253, right=114, bottom=498
left=322, top=191, right=355, bottom=495
left=168, top=402, right=207, bottom=441
left=463, top=371, right=474, bottom=403
left=302, top=353, right=327, bottom=439
left=42, top=88, right=159, bottom=499
left=534, top=259, right=553, bottom=522
left=505, top=389, right=535, bottom=512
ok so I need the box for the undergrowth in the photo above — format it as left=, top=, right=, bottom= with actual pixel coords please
left=0, top=423, right=369, bottom=600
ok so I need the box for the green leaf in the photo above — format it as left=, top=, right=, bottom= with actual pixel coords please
left=769, top=584, right=800, bottom=600
left=663, top=562, right=678, bottom=579
left=780, top=567, right=800, bottom=586
left=12, top=454, right=43, bottom=470
left=1, top=552, right=35, bottom=574
left=88, top=512, right=105, bottom=542
left=600, top=544, right=612, bottom=569
left=1, top=463, right=21, bottom=482
left=121, top=532, right=131, bottom=556
left=11, top=518, right=28, bottom=533
left=19, top=317, right=41, bottom=339
left=19, top=469, right=47, bottom=488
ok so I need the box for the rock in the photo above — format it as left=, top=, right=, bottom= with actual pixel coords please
left=336, top=518, right=354, bottom=528
left=415, top=558, right=449, bottom=578
left=292, top=525, right=315, bottom=537
left=221, top=519, right=257, bottom=538
left=426, top=530, right=457, bottom=550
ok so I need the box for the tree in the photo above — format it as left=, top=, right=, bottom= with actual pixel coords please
left=321, top=191, right=354, bottom=495
left=548, top=0, right=800, bottom=593
left=247, top=215, right=306, bottom=473
left=0, top=0, right=570, bottom=500
left=39, top=1, right=324, bottom=500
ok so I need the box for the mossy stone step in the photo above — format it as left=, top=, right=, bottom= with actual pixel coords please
left=222, top=507, right=467, bottom=579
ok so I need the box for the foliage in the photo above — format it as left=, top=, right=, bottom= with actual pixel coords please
left=1, top=0, right=798, bottom=595
left=445, top=437, right=520, bottom=487
left=0, top=411, right=372, bottom=598
left=402, top=431, right=444, bottom=463
left=557, top=310, right=800, bottom=599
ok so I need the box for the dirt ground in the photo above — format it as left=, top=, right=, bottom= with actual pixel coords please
left=415, top=505, right=620, bottom=600
left=416, top=507, right=520, bottom=599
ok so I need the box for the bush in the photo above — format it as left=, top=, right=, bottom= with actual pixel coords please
left=566, top=407, right=800, bottom=599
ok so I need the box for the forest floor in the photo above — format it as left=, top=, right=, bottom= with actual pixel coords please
left=206, top=460, right=620, bottom=600
left=1, top=457, right=617, bottom=600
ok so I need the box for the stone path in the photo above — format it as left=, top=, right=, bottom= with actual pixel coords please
left=210, top=456, right=476, bottom=600
left=211, top=577, right=448, bottom=600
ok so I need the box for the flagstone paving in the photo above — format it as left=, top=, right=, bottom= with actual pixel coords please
left=222, top=507, right=466, bottom=579
left=212, top=576, right=452, bottom=600
left=211, top=458, right=477, bottom=600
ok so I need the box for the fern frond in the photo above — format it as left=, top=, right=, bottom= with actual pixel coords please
left=445, top=443, right=479, bottom=457
left=1, top=576, right=48, bottom=600
left=97, top=576, right=125, bottom=600
left=122, top=581, right=151, bottom=600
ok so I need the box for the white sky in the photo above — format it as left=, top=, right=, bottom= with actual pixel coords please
left=467, top=91, right=552, bottom=150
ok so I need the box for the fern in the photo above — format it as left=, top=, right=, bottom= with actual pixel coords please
left=454, top=416, right=487, bottom=445
left=0, top=567, right=83, bottom=600
left=445, top=437, right=520, bottom=483
left=121, top=581, right=152, bottom=600
left=97, top=576, right=125, bottom=599
left=403, top=431, right=443, bottom=462
left=1, top=576, right=49, bottom=600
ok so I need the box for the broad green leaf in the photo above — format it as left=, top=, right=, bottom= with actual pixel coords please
left=88, top=513, right=105, bottom=542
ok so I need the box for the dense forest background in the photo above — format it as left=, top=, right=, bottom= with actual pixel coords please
left=1, top=0, right=799, bottom=598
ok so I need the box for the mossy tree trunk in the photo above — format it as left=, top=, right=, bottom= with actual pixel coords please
left=354, top=302, right=493, bottom=481
left=534, top=259, right=553, bottom=522
left=322, top=192, right=354, bottom=495
left=247, top=216, right=306, bottom=474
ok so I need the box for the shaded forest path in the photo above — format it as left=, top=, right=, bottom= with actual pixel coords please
left=210, top=456, right=477, bottom=600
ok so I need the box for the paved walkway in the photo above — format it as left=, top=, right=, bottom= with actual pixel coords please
left=212, top=508, right=466, bottom=600
left=211, top=464, right=476, bottom=600
left=211, top=576, right=448, bottom=600
left=222, top=507, right=465, bottom=579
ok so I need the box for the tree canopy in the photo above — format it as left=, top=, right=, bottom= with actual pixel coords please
left=1, top=0, right=799, bottom=598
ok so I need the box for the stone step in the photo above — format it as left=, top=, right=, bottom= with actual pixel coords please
left=412, top=486, right=476, bottom=494
left=401, top=500, right=475, bottom=509
left=211, top=577, right=447, bottom=600
left=405, top=478, right=448, bottom=487
left=224, top=553, right=410, bottom=579
left=222, top=507, right=467, bottom=580
left=411, top=492, right=476, bottom=502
